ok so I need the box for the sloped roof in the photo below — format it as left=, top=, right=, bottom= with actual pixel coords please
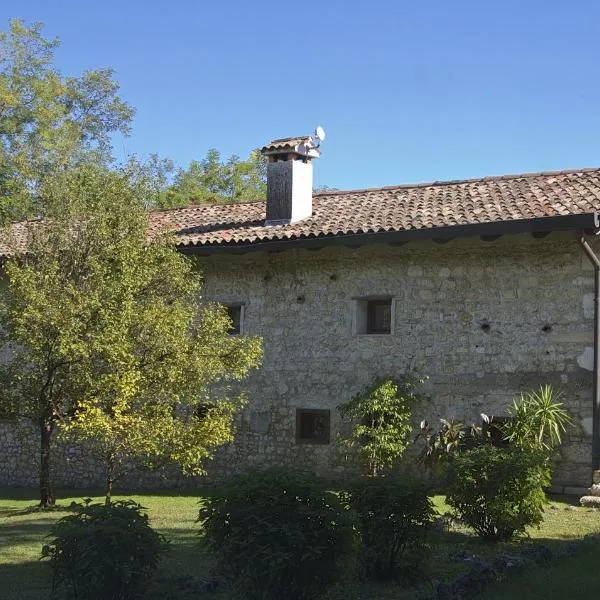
left=3, top=167, right=600, bottom=258
left=149, top=167, right=600, bottom=252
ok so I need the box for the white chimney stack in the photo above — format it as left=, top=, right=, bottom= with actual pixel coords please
left=261, top=132, right=323, bottom=226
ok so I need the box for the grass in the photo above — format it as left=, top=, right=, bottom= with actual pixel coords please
left=1, top=488, right=599, bottom=599
left=0, top=487, right=215, bottom=600
left=483, top=541, right=600, bottom=599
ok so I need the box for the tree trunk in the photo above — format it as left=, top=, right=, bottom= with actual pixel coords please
left=105, top=453, right=115, bottom=506
left=39, top=416, right=55, bottom=508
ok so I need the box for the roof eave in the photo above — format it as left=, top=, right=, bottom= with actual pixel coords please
left=177, top=212, right=600, bottom=256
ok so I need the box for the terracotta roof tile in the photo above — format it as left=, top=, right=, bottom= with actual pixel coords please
left=3, top=167, right=600, bottom=257
left=148, top=167, right=600, bottom=250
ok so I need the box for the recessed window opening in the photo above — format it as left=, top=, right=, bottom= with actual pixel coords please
left=225, top=304, right=243, bottom=335
left=367, top=300, right=392, bottom=334
left=296, top=409, right=330, bottom=444
left=355, top=297, right=394, bottom=335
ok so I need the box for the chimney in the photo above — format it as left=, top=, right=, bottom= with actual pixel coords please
left=261, top=134, right=321, bottom=225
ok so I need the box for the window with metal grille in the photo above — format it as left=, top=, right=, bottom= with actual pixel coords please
left=296, top=409, right=330, bottom=444
left=366, top=299, right=392, bottom=334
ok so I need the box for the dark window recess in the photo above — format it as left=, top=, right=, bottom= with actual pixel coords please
left=483, top=416, right=510, bottom=447
left=296, top=409, right=330, bottom=444
left=226, top=305, right=242, bottom=334
left=367, top=299, right=392, bottom=334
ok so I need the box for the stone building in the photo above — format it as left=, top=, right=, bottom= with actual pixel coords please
left=2, top=134, right=600, bottom=492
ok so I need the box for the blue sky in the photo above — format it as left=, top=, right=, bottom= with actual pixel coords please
left=3, top=1, right=600, bottom=190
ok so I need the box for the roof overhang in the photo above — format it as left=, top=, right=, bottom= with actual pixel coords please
left=178, top=212, right=600, bottom=256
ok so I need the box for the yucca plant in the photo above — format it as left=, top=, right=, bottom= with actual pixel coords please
left=503, top=385, right=573, bottom=452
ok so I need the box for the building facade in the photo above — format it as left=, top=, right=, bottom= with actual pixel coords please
left=2, top=135, right=600, bottom=491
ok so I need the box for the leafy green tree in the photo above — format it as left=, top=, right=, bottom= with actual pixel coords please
left=337, top=376, right=427, bottom=476
left=0, top=165, right=262, bottom=506
left=160, top=148, right=267, bottom=207
left=0, top=19, right=134, bottom=221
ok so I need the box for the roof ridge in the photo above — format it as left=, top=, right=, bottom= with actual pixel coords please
left=313, top=166, right=600, bottom=197
left=150, top=199, right=265, bottom=214
left=149, top=166, right=600, bottom=213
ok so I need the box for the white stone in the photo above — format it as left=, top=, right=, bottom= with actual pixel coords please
left=583, top=293, right=595, bottom=319
left=580, top=496, right=600, bottom=508
left=581, top=417, right=594, bottom=436
left=577, top=347, right=594, bottom=371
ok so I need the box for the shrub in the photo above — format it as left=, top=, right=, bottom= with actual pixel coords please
left=416, top=417, right=487, bottom=476
left=42, top=499, right=168, bottom=600
left=337, top=375, right=427, bottom=476
left=341, top=475, right=435, bottom=580
left=200, top=468, right=358, bottom=600
left=503, top=385, right=573, bottom=452
left=445, top=444, right=551, bottom=540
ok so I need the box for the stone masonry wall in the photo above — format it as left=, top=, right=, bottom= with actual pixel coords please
left=0, top=232, right=597, bottom=489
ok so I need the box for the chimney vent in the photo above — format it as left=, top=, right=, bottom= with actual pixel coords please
left=261, top=134, right=321, bottom=226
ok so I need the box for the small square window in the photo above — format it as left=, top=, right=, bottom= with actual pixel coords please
left=296, top=409, right=330, bottom=444
left=355, top=298, right=393, bottom=335
left=225, top=305, right=243, bottom=335
left=367, top=300, right=392, bottom=334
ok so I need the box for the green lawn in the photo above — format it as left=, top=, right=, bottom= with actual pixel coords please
left=0, top=488, right=215, bottom=600
left=1, top=488, right=599, bottom=599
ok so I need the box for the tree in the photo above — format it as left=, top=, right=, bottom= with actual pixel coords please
left=0, top=19, right=134, bottom=222
left=159, top=148, right=267, bottom=207
left=0, top=165, right=262, bottom=506
left=337, top=376, right=427, bottom=476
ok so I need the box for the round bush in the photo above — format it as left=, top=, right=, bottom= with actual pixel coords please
left=42, top=500, right=168, bottom=600
left=341, top=475, right=435, bottom=580
left=199, top=468, right=358, bottom=600
left=445, top=444, right=551, bottom=540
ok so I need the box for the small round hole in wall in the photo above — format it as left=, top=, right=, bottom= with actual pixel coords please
left=329, top=274, right=338, bottom=281
left=296, top=295, right=305, bottom=304
left=479, top=319, right=490, bottom=333
left=263, top=272, right=272, bottom=282
left=542, top=324, right=552, bottom=333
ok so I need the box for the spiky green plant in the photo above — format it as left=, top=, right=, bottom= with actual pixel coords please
left=503, top=385, right=572, bottom=452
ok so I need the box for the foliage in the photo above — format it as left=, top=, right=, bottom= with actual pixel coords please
left=503, top=385, right=573, bottom=452
left=41, top=499, right=168, bottom=600
left=340, top=476, right=435, bottom=580
left=0, top=165, right=262, bottom=506
left=3, top=489, right=600, bottom=600
left=416, top=417, right=488, bottom=475
left=337, top=376, right=427, bottom=476
left=157, top=148, right=267, bottom=207
left=0, top=19, right=133, bottom=221
left=200, top=468, right=358, bottom=600
left=445, top=444, right=551, bottom=540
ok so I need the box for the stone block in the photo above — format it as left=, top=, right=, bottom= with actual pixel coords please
left=588, top=483, right=600, bottom=497
left=579, top=496, right=600, bottom=508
